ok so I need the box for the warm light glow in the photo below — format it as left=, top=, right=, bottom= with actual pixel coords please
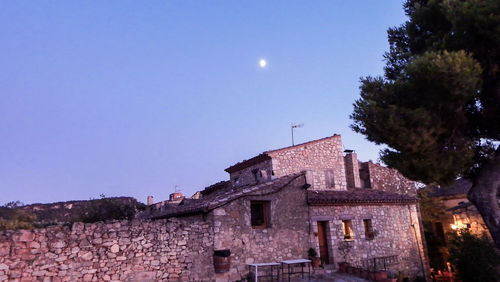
left=451, top=224, right=457, bottom=230
left=259, top=59, right=267, bottom=68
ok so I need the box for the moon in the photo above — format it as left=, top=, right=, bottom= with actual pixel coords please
left=259, top=59, right=267, bottom=68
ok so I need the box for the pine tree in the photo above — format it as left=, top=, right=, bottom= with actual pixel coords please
left=351, top=0, right=500, bottom=248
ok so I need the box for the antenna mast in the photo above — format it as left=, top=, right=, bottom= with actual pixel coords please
left=291, top=123, right=304, bottom=145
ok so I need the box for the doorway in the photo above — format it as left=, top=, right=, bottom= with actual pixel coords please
left=317, top=221, right=330, bottom=265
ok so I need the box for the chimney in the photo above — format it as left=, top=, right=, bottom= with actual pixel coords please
left=344, top=150, right=361, bottom=189
left=147, top=196, right=154, bottom=206
left=169, top=192, right=183, bottom=201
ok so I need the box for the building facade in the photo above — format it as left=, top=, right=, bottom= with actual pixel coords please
left=147, top=134, right=429, bottom=280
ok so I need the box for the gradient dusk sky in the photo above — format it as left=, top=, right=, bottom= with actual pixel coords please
left=1, top=1, right=407, bottom=205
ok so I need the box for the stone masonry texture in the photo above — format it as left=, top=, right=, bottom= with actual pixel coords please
left=0, top=217, right=213, bottom=281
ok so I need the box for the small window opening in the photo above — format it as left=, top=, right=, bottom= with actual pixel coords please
left=251, top=201, right=270, bottom=229
left=363, top=219, right=374, bottom=240
left=252, top=169, right=259, bottom=182
left=234, top=177, right=240, bottom=186
left=325, top=170, right=335, bottom=188
left=342, top=220, right=354, bottom=240
left=271, top=170, right=275, bottom=176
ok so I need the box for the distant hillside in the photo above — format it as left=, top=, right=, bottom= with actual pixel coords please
left=2, top=197, right=145, bottom=226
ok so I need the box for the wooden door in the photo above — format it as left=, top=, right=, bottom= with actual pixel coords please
left=317, top=221, right=330, bottom=264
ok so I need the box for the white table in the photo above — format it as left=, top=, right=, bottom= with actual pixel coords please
left=247, top=262, right=281, bottom=282
left=281, top=259, right=311, bottom=281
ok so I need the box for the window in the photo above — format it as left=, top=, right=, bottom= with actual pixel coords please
left=325, top=170, right=335, bottom=188
left=234, top=177, right=240, bottom=186
left=252, top=169, right=259, bottom=182
left=260, top=170, right=268, bottom=179
left=342, top=220, right=354, bottom=240
left=251, top=201, right=270, bottom=229
left=363, top=219, right=375, bottom=240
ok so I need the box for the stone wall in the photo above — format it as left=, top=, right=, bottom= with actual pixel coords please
left=0, top=217, right=213, bottom=281
left=269, top=135, right=347, bottom=190
left=212, top=175, right=311, bottom=281
left=363, top=162, right=417, bottom=196
left=229, top=159, right=272, bottom=187
left=310, top=204, right=427, bottom=279
left=344, top=153, right=361, bottom=189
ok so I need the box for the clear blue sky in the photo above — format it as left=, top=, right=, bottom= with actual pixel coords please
left=1, top=1, right=407, bottom=205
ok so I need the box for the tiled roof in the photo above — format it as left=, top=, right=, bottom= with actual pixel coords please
left=149, top=173, right=306, bottom=219
left=224, top=154, right=271, bottom=173
left=447, top=202, right=473, bottom=212
left=426, top=178, right=472, bottom=198
left=307, top=189, right=418, bottom=205
left=200, top=181, right=232, bottom=196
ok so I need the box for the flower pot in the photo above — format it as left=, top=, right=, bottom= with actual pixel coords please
left=311, top=257, right=321, bottom=268
left=338, top=262, right=349, bottom=273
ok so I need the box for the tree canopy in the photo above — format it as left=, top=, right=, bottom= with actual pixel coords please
left=351, top=0, right=500, bottom=247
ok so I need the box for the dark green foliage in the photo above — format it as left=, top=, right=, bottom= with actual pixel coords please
left=308, top=247, right=318, bottom=258
left=76, top=195, right=146, bottom=223
left=448, top=231, right=500, bottom=281
left=417, top=189, right=445, bottom=231
left=351, top=0, right=500, bottom=185
left=0, top=201, right=36, bottom=231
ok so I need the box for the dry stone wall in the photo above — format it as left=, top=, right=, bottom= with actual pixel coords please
left=0, top=217, right=213, bottom=281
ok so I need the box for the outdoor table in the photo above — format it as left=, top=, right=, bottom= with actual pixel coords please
left=247, top=262, right=281, bottom=282
left=281, top=259, right=311, bottom=281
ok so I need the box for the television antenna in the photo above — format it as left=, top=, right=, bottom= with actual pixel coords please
left=174, top=185, right=182, bottom=193
left=291, top=123, right=304, bottom=146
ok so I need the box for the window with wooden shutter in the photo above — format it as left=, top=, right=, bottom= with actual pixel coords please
left=325, top=170, right=335, bottom=188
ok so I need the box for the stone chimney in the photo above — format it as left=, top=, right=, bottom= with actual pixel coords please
left=147, top=196, right=154, bottom=206
left=344, top=150, right=361, bottom=189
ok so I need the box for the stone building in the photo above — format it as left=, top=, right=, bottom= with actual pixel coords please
left=423, top=179, right=492, bottom=270
left=0, top=134, right=429, bottom=281
left=147, top=134, right=429, bottom=280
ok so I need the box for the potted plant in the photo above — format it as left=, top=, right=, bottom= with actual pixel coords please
left=307, top=248, right=321, bottom=268
left=337, top=241, right=352, bottom=273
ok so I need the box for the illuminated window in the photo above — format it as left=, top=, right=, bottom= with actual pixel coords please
left=342, top=220, right=354, bottom=240
left=251, top=201, right=270, bottom=229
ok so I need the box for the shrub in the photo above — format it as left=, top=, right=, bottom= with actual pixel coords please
left=448, top=230, right=500, bottom=281
left=76, top=195, right=146, bottom=223
left=0, top=201, right=36, bottom=231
